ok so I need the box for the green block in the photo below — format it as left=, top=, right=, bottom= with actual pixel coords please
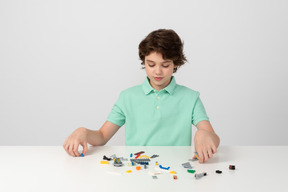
left=187, top=169, right=196, bottom=174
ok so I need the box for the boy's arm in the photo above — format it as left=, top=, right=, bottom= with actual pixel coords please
left=63, top=121, right=120, bottom=157
left=194, top=120, right=220, bottom=163
left=88, top=121, right=120, bottom=145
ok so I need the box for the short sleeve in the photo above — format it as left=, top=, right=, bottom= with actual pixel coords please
left=107, top=93, right=126, bottom=127
left=191, top=96, right=210, bottom=126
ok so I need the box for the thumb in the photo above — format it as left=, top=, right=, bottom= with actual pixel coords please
left=81, top=142, right=88, bottom=155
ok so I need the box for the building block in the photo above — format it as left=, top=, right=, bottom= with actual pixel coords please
left=187, top=169, right=196, bottom=174
left=229, top=165, right=236, bottom=170
left=134, top=151, right=145, bottom=156
left=182, top=162, right=192, bottom=169
left=159, top=165, right=170, bottom=170
left=100, top=160, right=109, bottom=164
left=216, top=170, right=222, bottom=174
left=195, top=172, right=207, bottom=179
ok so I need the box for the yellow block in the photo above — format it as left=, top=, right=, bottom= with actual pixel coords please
left=169, top=171, right=177, bottom=174
left=126, top=170, right=132, bottom=173
left=138, top=155, right=150, bottom=159
left=100, top=160, right=109, bottom=164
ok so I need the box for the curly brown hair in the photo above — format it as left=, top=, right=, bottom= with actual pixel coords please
left=138, top=29, right=187, bottom=73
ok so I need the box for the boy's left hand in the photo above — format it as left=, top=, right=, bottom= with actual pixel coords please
left=194, top=121, right=220, bottom=163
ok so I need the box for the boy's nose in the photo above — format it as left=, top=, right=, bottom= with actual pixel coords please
left=155, top=66, right=162, bottom=75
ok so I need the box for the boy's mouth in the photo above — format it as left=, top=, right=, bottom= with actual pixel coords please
left=154, top=77, right=163, bottom=81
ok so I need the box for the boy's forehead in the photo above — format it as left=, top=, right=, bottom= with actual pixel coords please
left=145, top=52, right=172, bottom=62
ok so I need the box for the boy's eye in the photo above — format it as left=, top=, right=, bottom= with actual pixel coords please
left=148, top=65, right=155, bottom=67
left=162, top=65, right=169, bottom=68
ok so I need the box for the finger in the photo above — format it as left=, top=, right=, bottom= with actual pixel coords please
left=82, top=142, right=88, bottom=155
left=70, top=143, right=78, bottom=157
left=63, top=143, right=70, bottom=155
left=73, top=143, right=81, bottom=157
left=68, top=144, right=76, bottom=157
left=212, top=146, right=217, bottom=154
left=203, top=150, right=209, bottom=162
left=208, top=148, right=213, bottom=159
left=63, top=139, right=69, bottom=152
left=198, top=150, right=204, bottom=163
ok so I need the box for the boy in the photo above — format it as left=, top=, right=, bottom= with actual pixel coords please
left=63, top=29, right=220, bottom=163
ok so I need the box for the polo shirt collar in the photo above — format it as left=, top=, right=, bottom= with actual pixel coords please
left=142, top=76, right=176, bottom=95
left=164, top=76, right=176, bottom=94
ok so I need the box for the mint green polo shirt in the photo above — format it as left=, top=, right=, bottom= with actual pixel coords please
left=107, top=76, right=209, bottom=146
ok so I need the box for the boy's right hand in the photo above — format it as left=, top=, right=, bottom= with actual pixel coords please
left=63, top=127, right=89, bottom=157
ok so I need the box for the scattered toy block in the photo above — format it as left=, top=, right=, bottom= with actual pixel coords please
left=100, top=160, right=109, bottom=164
left=216, top=170, right=222, bottom=174
left=195, top=172, right=207, bottom=179
left=229, top=165, right=236, bottom=170
left=187, top=169, right=196, bottom=174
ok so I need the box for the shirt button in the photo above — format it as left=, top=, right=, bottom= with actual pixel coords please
left=157, top=96, right=160, bottom=99
left=156, top=106, right=160, bottom=109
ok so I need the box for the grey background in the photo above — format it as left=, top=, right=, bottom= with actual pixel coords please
left=1, top=0, right=287, bottom=146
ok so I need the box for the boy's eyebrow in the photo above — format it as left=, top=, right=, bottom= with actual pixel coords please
left=146, top=60, right=172, bottom=64
left=162, top=60, right=172, bottom=64
left=146, top=60, right=155, bottom=63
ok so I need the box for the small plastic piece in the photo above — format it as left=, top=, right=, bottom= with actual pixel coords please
left=216, top=170, right=222, bottom=174
left=229, top=165, right=236, bottom=170
left=155, top=161, right=158, bottom=165
left=149, top=171, right=162, bottom=176
left=134, top=151, right=145, bottom=156
left=130, top=153, right=133, bottom=157
left=182, top=162, right=192, bottom=169
left=138, top=155, right=150, bottom=159
left=135, top=154, right=141, bottom=159
left=110, top=154, right=117, bottom=159
left=152, top=176, right=158, bottom=179
left=195, top=172, right=207, bottom=179
left=169, top=171, right=176, bottom=174
left=130, top=158, right=150, bottom=164
left=194, top=152, right=200, bottom=160
left=126, top=170, right=132, bottom=173
left=113, top=158, right=123, bottom=167
left=159, top=165, right=170, bottom=170
left=119, top=157, right=128, bottom=161
left=136, top=166, right=141, bottom=170
left=173, top=175, right=178, bottom=180
left=100, top=160, right=109, bottom=164
left=150, top=154, right=159, bottom=158
left=187, top=169, right=196, bottom=174
left=80, top=153, right=84, bottom=157
left=103, top=155, right=112, bottom=161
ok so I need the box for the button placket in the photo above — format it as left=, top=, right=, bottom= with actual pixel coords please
left=155, top=91, right=161, bottom=110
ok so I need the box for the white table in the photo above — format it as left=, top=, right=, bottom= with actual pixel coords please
left=0, top=146, right=287, bottom=192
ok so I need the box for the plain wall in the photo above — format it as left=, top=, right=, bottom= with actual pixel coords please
left=1, top=0, right=288, bottom=146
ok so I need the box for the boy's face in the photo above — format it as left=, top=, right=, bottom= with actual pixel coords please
left=144, top=52, right=176, bottom=91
